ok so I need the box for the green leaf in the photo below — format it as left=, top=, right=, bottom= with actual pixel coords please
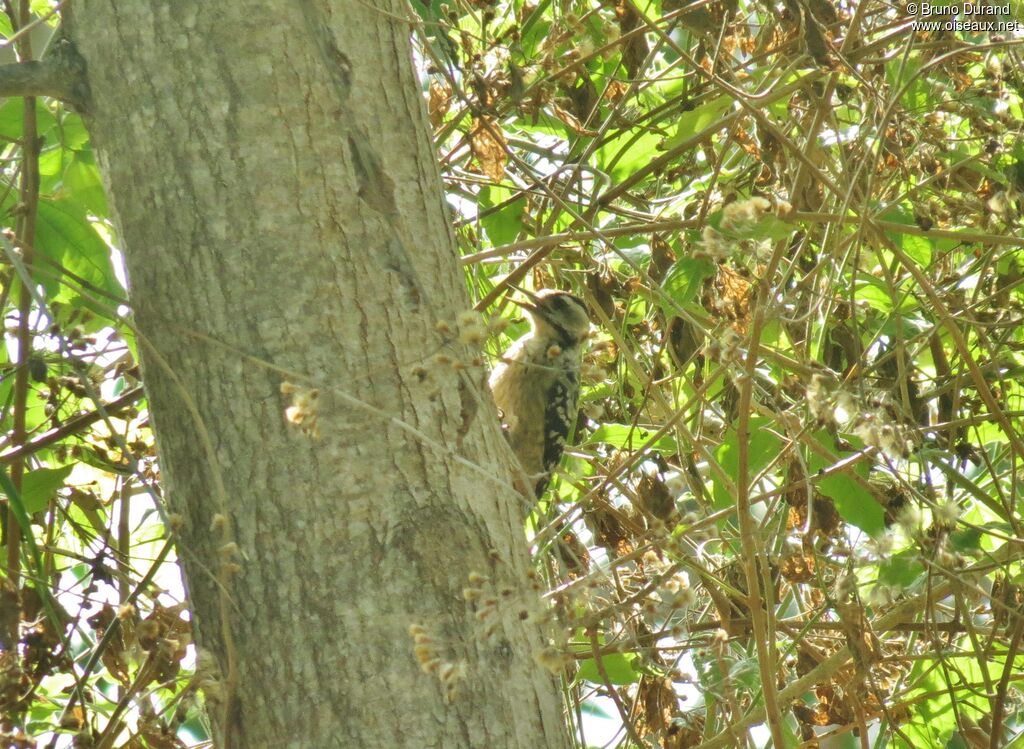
left=809, top=432, right=885, bottom=537
left=707, top=206, right=793, bottom=242
left=899, top=233, right=933, bottom=267
left=949, top=525, right=984, bottom=552
left=586, top=423, right=677, bottom=454
left=881, top=208, right=934, bottom=266
left=660, top=256, right=716, bottom=311
left=900, top=655, right=988, bottom=747
left=0, top=467, right=66, bottom=649
left=662, top=95, right=733, bottom=150
left=0, top=98, right=57, bottom=142
left=518, top=2, right=552, bottom=59
left=38, top=146, right=65, bottom=177
left=713, top=417, right=781, bottom=511
left=30, top=0, right=54, bottom=17
left=19, top=465, right=73, bottom=514
left=34, top=197, right=123, bottom=314
left=62, top=155, right=110, bottom=216
left=877, top=550, right=924, bottom=588
left=59, top=112, right=92, bottom=151
left=820, top=470, right=884, bottom=537
left=597, top=128, right=662, bottom=182
left=577, top=652, right=640, bottom=685
left=853, top=274, right=894, bottom=312
left=478, top=185, right=524, bottom=246
left=76, top=446, right=134, bottom=476
left=853, top=273, right=918, bottom=315
left=743, top=213, right=793, bottom=241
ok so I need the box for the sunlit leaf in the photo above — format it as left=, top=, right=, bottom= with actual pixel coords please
left=34, top=197, right=123, bottom=316
left=586, top=423, right=677, bottom=454
left=662, top=95, right=733, bottom=150
left=713, top=418, right=782, bottom=510
left=577, top=652, right=640, bottom=686
left=661, top=256, right=716, bottom=311
left=809, top=432, right=885, bottom=537
left=18, top=465, right=73, bottom=514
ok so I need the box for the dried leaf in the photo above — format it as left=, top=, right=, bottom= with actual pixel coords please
left=428, top=79, right=452, bottom=129
left=615, top=0, right=649, bottom=77
left=469, top=117, right=507, bottom=182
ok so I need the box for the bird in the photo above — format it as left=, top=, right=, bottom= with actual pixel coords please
left=489, top=289, right=591, bottom=500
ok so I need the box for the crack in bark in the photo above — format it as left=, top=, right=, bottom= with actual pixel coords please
left=348, top=131, right=398, bottom=216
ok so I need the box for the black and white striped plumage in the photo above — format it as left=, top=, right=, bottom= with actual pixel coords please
left=489, top=289, right=590, bottom=498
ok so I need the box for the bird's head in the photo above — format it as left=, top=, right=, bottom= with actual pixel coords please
left=514, top=288, right=591, bottom=346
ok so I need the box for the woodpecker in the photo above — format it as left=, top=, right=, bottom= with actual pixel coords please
left=489, top=289, right=591, bottom=499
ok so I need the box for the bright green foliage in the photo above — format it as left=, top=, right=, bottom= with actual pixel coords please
left=435, top=1, right=1024, bottom=746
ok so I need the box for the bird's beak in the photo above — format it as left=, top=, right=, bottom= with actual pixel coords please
left=509, top=288, right=540, bottom=312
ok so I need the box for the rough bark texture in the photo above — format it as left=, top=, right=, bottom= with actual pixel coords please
left=67, top=2, right=571, bottom=747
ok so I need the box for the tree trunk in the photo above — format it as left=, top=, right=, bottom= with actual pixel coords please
left=67, top=2, right=570, bottom=747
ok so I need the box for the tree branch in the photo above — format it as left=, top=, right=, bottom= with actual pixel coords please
left=0, top=38, right=90, bottom=110
left=0, top=387, right=144, bottom=464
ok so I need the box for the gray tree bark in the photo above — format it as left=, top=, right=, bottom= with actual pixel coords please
left=67, top=2, right=571, bottom=747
